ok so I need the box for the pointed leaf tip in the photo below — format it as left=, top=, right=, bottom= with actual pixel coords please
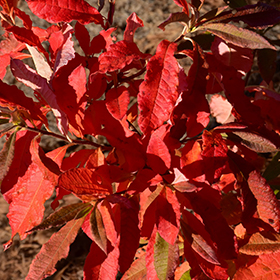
left=198, top=23, right=276, bottom=50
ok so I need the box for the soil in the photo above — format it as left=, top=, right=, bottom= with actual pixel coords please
left=1, top=0, right=279, bottom=279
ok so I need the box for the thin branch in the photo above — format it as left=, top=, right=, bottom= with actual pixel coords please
left=23, top=126, right=112, bottom=151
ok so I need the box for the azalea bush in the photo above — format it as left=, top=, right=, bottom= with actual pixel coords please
left=1, top=0, right=280, bottom=279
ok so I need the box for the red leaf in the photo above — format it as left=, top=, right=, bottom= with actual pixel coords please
left=6, top=25, right=47, bottom=56
left=0, top=0, right=19, bottom=14
left=26, top=218, right=85, bottom=280
left=233, top=131, right=279, bottom=153
left=118, top=198, right=140, bottom=273
left=98, top=199, right=120, bottom=248
left=233, top=251, right=280, bottom=280
left=158, top=12, right=190, bottom=31
left=14, top=8, right=33, bottom=29
left=127, top=168, right=159, bottom=194
left=50, top=24, right=75, bottom=74
left=240, top=231, right=280, bottom=255
left=4, top=142, right=54, bottom=248
left=0, top=54, right=11, bottom=79
left=83, top=241, right=107, bottom=280
left=248, top=170, right=280, bottom=232
left=211, top=37, right=253, bottom=73
left=0, top=80, right=46, bottom=122
left=122, top=251, right=147, bottom=279
left=0, top=32, right=25, bottom=54
left=1, top=130, right=36, bottom=195
left=205, top=2, right=280, bottom=30
left=189, top=193, right=237, bottom=260
left=86, top=148, right=105, bottom=169
left=198, top=22, right=275, bottom=50
left=209, top=94, right=234, bottom=124
left=89, top=27, right=115, bottom=55
left=180, top=140, right=205, bottom=182
left=52, top=56, right=87, bottom=137
left=124, top=12, right=144, bottom=42
left=140, top=185, right=180, bottom=245
left=26, top=0, right=104, bottom=25
left=97, top=40, right=148, bottom=73
left=68, top=65, right=87, bottom=103
left=83, top=101, right=145, bottom=172
left=171, top=168, right=198, bottom=193
left=75, top=22, right=90, bottom=55
left=201, top=130, right=228, bottom=182
left=174, top=261, right=191, bottom=280
left=90, top=203, right=107, bottom=253
left=138, top=40, right=179, bottom=134
left=146, top=126, right=171, bottom=174
left=84, top=241, right=119, bottom=280
left=173, top=0, right=189, bottom=15
left=10, top=59, right=68, bottom=135
left=257, top=49, right=277, bottom=84
left=105, top=86, right=130, bottom=120
left=58, top=167, right=112, bottom=201
left=0, top=32, right=28, bottom=78
left=171, top=42, right=210, bottom=138
left=181, top=211, right=220, bottom=265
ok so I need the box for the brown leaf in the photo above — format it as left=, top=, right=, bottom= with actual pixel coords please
left=240, top=231, right=280, bottom=255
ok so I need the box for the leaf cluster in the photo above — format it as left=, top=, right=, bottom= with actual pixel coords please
left=1, top=0, right=280, bottom=279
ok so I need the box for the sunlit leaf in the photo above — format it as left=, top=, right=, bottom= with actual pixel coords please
left=58, top=167, right=112, bottom=201
left=26, top=0, right=104, bottom=25
left=240, top=231, right=280, bottom=255
left=26, top=218, right=85, bottom=280
left=248, top=171, right=280, bottom=232
left=233, top=251, right=280, bottom=280
left=122, top=253, right=147, bottom=279
left=197, top=23, right=275, bottom=50
left=138, top=40, right=179, bottom=134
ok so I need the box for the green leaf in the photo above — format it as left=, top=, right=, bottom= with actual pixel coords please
left=26, top=202, right=92, bottom=233
left=154, top=232, right=178, bottom=280
left=180, top=270, right=192, bottom=280
left=196, top=23, right=276, bottom=50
